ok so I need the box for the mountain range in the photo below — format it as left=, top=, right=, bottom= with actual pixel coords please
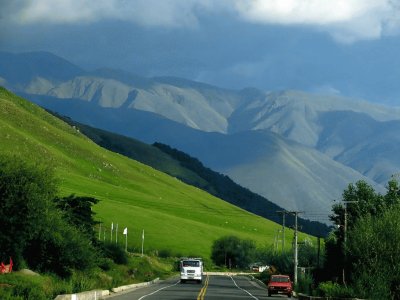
left=52, top=114, right=329, bottom=236
left=2, top=51, right=399, bottom=222
left=2, top=86, right=309, bottom=257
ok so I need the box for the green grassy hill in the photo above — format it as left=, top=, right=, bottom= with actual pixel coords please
left=0, top=87, right=309, bottom=259
left=54, top=116, right=329, bottom=237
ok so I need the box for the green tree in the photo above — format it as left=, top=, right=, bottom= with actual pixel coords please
left=54, top=194, right=99, bottom=242
left=384, top=176, right=400, bottom=207
left=211, top=236, right=256, bottom=269
left=330, top=180, right=384, bottom=231
left=298, top=241, right=319, bottom=269
left=0, top=156, right=97, bottom=276
left=325, top=180, right=384, bottom=282
left=24, top=209, right=97, bottom=277
left=255, top=245, right=293, bottom=275
left=0, top=156, right=58, bottom=266
left=322, top=177, right=400, bottom=294
left=347, top=205, right=400, bottom=299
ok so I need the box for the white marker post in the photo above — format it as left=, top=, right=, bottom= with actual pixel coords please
left=116, top=223, right=118, bottom=244
left=141, top=229, right=145, bottom=257
left=111, top=222, right=114, bottom=242
left=123, top=227, right=128, bottom=252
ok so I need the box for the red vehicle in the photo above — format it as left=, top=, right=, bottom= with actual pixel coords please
left=267, top=275, right=293, bottom=298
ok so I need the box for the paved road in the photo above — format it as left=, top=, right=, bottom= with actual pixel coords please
left=105, top=275, right=291, bottom=300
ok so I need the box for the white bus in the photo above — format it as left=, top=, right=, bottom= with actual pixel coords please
left=179, top=258, right=203, bottom=284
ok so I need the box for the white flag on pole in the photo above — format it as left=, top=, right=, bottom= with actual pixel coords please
left=141, top=229, right=145, bottom=256
left=123, top=227, right=128, bottom=235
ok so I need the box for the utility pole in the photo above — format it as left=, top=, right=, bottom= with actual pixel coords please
left=288, top=211, right=303, bottom=286
left=317, top=236, right=321, bottom=269
left=342, top=200, right=357, bottom=285
left=274, top=229, right=282, bottom=253
left=277, top=210, right=287, bottom=252
left=294, top=212, right=299, bottom=286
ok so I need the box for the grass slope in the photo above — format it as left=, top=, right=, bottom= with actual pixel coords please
left=54, top=116, right=329, bottom=236
left=0, top=87, right=309, bottom=259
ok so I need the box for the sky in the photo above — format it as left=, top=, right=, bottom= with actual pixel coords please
left=1, top=0, right=400, bottom=105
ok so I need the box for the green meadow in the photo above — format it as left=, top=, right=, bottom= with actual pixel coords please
left=0, top=87, right=310, bottom=259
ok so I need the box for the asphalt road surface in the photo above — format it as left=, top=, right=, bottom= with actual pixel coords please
left=105, top=275, right=291, bottom=300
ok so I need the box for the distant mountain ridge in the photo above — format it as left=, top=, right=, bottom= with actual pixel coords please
left=1, top=51, right=399, bottom=221
left=52, top=113, right=330, bottom=236
left=2, top=87, right=304, bottom=257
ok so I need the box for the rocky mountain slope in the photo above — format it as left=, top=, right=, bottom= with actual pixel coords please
left=2, top=51, right=399, bottom=221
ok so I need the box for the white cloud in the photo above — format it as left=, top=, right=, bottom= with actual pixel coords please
left=233, top=0, right=400, bottom=43
left=234, top=0, right=372, bottom=25
left=13, top=0, right=114, bottom=24
left=7, top=0, right=400, bottom=43
left=11, top=0, right=213, bottom=27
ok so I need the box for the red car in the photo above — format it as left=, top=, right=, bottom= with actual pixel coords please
left=267, top=275, right=293, bottom=298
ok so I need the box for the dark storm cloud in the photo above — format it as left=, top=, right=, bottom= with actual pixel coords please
left=1, top=1, right=400, bottom=104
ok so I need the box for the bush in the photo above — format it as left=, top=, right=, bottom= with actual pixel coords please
left=0, top=156, right=58, bottom=266
left=0, top=273, right=51, bottom=300
left=0, top=156, right=98, bottom=277
left=69, top=271, right=97, bottom=293
left=211, top=236, right=256, bottom=269
left=318, top=281, right=356, bottom=298
left=296, top=273, right=314, bottom=295
left=101, top=242, right=128, bottom=265
left=256, top=270, right=271, bottom=284
left=24, top=213, right=98, bottom=277
left=98, top=257, right=114, bottom=271
left=158, top=249, right=172, bottom=258
left=255, top=246, right=293, bottom=275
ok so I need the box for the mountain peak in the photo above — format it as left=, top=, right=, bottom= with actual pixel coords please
left=0, top=51, right=84, bottom=85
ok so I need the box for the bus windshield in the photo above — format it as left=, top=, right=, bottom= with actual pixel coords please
left=182, top=260, right=200, bottom=267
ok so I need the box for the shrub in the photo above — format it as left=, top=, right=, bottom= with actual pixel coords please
left=256, top=270, right=271, bottom=284
left=0, top=156, right=98, bottom=277
left=98, top=257, right=114, bottom=271
left=0, top=273, right=51, bottom=300
left=255, top=246, right=293, bottom=275
left=211, top=236, right=256, bottom=269
left=70, top=271, right=97, bottom=293
left=24, top=213, right=97, bottom=277
left=101, top=242, right=128, bottom=265
left=318, top=281, right=356, bottom=298
left=296, top=273, right=314, bottom=295
left=158, top=249, right=172, bottom=258
left=0, top=156, right=57, bottom=266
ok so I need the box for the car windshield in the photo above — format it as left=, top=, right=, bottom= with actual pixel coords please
left=271, top=276, right=289, bottom=282
left=182, top=260, right=200, bottom=267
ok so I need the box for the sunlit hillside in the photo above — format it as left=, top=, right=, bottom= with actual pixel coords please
left=0, top=87, right=310, bottom=258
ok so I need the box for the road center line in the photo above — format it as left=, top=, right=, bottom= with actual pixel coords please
left=229, top=276, right=259, bottom=300
left=138, top=280, right=180, bottom=300
left=197, top=274, right=210, bottom=300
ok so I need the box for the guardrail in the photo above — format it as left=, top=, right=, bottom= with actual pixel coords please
left=54, top=278, right=160, bottom=299
left=54, top=290, right=109, bottom=300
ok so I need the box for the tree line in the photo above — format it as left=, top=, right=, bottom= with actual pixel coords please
left=153, top=142, right=330, bottom=237
left=210, top=177, right=400, bottom=299
left=321, top=178, right=400, bottom=299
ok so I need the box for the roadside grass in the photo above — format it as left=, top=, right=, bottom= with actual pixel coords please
left=0, top=87, right=310, bottom=260
left=0, top=255, right=178, bottom=299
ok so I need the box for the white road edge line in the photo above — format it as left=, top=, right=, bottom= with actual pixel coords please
left=229, top=275, right=259, bottom=300
left=138, top=280, right=180, bottom=300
